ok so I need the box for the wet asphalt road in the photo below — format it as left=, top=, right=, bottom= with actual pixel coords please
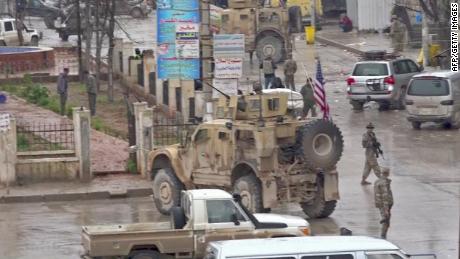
left=2, top=15, right=459, bottom=259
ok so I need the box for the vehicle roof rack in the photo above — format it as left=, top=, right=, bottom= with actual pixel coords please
left=360, top=50, right=400, bottom=61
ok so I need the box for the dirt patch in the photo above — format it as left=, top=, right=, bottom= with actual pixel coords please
left=0, top=94, right=129, bottom=173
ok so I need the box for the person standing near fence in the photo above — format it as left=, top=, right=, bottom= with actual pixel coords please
left=57, top=68, right=69, bottom=116
left=84, top=70, right=97, bottom=116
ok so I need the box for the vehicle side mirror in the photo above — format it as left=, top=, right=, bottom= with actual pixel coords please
left=231, top=213, right=240, bottom=226
left=232, top=193, right=242, bottom=203
left=418, top=64, right=424, bottom=72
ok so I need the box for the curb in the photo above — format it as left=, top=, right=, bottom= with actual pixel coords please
left=0, top=188, right=153, bottom=204
left=316, top=35, right=365, bottom=56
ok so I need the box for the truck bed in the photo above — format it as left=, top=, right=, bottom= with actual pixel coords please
left=82, top=222, right=194, bottom=257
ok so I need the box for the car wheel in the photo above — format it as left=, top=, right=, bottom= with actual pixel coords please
left=152, top=168, right=184, bottom=215
left=411, top=121, right=421, bottom=130
left=129, top=250, right=161, bottom=259
left=30, top=36, right=39, bottom=46
left=131, top=7, right=143, bottom=18
left=350, top=100, right=364, bottom=111
left=300, top=179, right=337, bottom=218
left=233, top=174, right=264, bottom=213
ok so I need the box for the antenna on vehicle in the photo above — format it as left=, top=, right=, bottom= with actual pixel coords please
left=200, top=80, right=230, bottom=100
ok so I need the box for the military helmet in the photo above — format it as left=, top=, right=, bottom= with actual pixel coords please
left=366, top=122, right=375, bottom=129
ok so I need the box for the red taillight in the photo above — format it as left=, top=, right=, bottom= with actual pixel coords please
left=384, top=75, right=395, bottom=85
left=347, top=77, right=355, bottom=86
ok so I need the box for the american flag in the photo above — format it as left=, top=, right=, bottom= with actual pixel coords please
left=313, top=59, right=330, bottom=120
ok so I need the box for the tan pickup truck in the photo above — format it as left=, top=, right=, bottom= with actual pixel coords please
left=81, top=189, right=311, bottom=259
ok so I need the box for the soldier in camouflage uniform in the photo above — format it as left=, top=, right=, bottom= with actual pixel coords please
left=374, top=167, right=393, bottom=239
left=283, top=54, right=297, bottom=91
left=389, top=15, right=406, bottom=54
left=361, top=123, right=381, bottom=185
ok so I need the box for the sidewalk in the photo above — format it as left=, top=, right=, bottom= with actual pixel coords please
left=0, top=174, right=152, bottom=203
left=316, top=25, right=419, bottom=60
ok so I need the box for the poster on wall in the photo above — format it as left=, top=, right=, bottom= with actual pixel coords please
left=215, top=58, right=243, bottom=79
left=212, top=79, right=238, bottom=98
left=210, top=4, right=223, bottom=33
left=213, top=34, right=245, bottom=58
left=175, top=23, right=200, bottom=59
left=157, top=0, right=200, bottom=79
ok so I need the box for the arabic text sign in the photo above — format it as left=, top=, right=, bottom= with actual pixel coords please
left=213, top=34, right=245, bottom=57
left=210, top=4, right=223, bottom=33
left=0, top=113, right=11, bottom=133
left=157, top=0, right=200, bottom=79
left=212, top=78, right=238, bottom=98
left=215, top=58, right=243, bottom=79
left=175, top=23, right=200, bottom=59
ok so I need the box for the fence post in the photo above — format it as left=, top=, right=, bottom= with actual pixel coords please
left=0, top=117, right=17, bottom=185
left=73, top=108, right=92, bottom=182
left=134, top=102, right=148, bottom=175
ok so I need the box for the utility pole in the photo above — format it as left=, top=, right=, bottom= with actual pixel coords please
left=311, top=0, right=316, bottom=29
left=200, top=0, right=213, bottom=121
left=76, top=0, right=83, bottom=79
left=422, top=10, right=429, bottom=67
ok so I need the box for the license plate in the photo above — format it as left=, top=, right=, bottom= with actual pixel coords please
left=418, top=108, right=433, bottom=115
left=351, top=86, right=366, bottom=93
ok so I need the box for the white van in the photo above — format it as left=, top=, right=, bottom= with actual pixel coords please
left=405, top=71, right=460, bottom=129
left=205, top=236, right=432, bottom=259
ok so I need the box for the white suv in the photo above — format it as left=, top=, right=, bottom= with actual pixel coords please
left=346, top=57, right=423, bottom=111
left=0, top=18, right=41, bottom=46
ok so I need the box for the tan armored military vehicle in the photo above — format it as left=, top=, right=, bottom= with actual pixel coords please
left=148, top=91, right=344, bottom=218
left=219, top=0, right=303, bottom=63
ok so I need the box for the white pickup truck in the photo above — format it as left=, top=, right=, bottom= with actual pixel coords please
left=0, top=18, right=41, bottom=46
left=82, top=189, right=310, bottom=259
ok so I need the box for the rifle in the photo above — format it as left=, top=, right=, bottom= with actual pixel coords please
left=369, top=132, right=384, bottom=159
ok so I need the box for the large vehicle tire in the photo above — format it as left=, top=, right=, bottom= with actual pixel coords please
left=288, top=6, right=302, bottom=33
left=170, top=206, right=186, bottom=229
left=233, top=174, right=264, bottom=213
left=256, top=35, right=285, bottom=64
left=152, top=168, right=184, bottom=215
left=59, top=32, right=69, bottom=41
left=411, top=121, right=421, bottom=130
left=30, top=36, right=39, bottom=47
left=296, top=120, right=344, bottom=170
left=129, top=250, right=161, bottom=259
left=300, top=183, right=337, bottom=218
left=350, top=100, right=364, bottom=111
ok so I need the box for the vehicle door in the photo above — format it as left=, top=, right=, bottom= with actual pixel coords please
left=195, top=199, right=255, bottom=258
left=301, top=253, right=357, bottom=259
left=392, top=60, right=411, bottom=96
left=404, top=59, right=422, bottom=83
left=213, top=128, right=233, bottom=173
left=451, top=79, right=460, bottom=122
left=191, top=127, right=213, bottom=174
left=3, top=21, right=18, bottom=46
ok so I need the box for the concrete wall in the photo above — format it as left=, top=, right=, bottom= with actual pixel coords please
left=16, top=157, right=79, bottom=183
left=0, top=118, right=17, bottom=185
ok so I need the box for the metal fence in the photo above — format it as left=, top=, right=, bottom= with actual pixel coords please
left=16, top=122, right=75, bottom=152
left=152, top=108, right=197, bottom=147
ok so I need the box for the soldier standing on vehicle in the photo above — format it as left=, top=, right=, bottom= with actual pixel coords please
left=361, top=123, right=381, bottom=185
left=57, top=67, right=69, bottom=116
left=284, top=54, right=297, bottom=91
left=84, top=70, right=97, bottom=116
left=300, top=77, right=317, bottom=118
left=374, top=167, right=393, bottom=239
left=389, top=15, right=406, bottom=54
left=260, top=55, right=277, bottom=89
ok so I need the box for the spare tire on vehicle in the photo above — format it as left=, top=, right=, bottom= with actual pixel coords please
left=296, top=119, right=344, bottom=170
left=256, top=35, right=285, bottom=64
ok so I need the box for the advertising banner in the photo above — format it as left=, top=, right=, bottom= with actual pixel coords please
left=157, top=0, right=200, bottom=79
left=213, top=34, right=245, bottom=58
left=210, top=4, right=223, bottom=33
left=215, top=58, right=243, bottom=79
left=175, top=23, right=200, bottom=59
